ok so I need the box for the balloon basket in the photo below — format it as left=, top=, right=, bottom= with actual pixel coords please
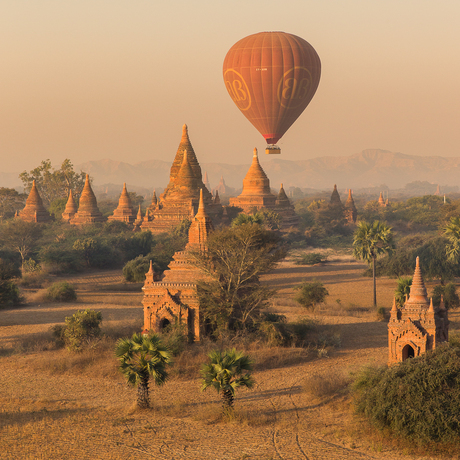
left=265, top=145, right=281, bottom=155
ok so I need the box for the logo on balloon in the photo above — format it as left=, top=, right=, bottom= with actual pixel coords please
left=277, top=67, right=312, bottom=109
left=224, top=69, right=251, bottom=111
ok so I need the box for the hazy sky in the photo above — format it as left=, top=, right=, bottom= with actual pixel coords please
left=1, top=1, right=459, bottom=173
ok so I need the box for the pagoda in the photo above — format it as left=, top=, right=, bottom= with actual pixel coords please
left=229, top=148, right=277, bottom=212
left=108, top=183, right=137, bottom=224
left=229, top=148, right=298, bottom=229
left=70, top=174, right=104, bottom=225
left=62, top=190, right=78, bottom=223
left=344, top=189, right=358, bottom=223
left=330, top=184, right=342, bottom=205
left=142, top=190, right=214, bottom=340
left=388, top=257, right=449, bottom=365
left=141, top=124, right=221, bottom=233
left=16, top=180, right=51, bottom=223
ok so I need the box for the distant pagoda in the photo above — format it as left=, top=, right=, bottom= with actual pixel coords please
left=16, top=180, right=51, bottom=223
left=70, top=174, right=104, bottom=225
left=141, top=124, right=221, bottom=233
left=344, top=189, right=358, bottom=223
left=229, top=148, right=298, bottom=229
left=108, top=183, right=137, bottom=224
left=62, top=189, right=78, bottom=223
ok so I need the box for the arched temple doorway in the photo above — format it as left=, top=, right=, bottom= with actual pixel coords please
left=402, top=344, right=415, bottom=361
left=159, top=318, right=171, bottom=330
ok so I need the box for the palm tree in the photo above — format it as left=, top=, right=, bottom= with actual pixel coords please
left=115, top=333, right=172, bottom=409
left=201, top=349, right=254, bottom=413
left=353, top=220, right=394, bottom=307
left=395, top=276, right=412, bottom=307
left=444, top=216, right=460, bottom=263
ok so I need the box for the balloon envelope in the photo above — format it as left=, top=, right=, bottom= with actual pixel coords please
left=223, top=31, right=321, bottom=146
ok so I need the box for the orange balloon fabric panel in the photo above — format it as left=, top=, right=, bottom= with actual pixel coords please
left=223, top=32, right=321, bottom=145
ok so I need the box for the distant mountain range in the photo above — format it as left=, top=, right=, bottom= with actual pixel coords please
left=2, top=149, right=460, bottom=192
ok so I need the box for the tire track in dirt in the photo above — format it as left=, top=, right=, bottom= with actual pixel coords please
left=262, top=377, right=375, bottom=460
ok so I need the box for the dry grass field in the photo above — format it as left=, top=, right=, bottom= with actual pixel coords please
left=1, top=250, right=459, bottom=460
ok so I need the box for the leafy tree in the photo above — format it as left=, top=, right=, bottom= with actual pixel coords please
left=294, top=280, right=329, bottom=309
left=353, top=221, right=395, bottom=307
left=0, top=220, right=42, bottom=272
left=0, top=187, right=26, bottom=221
left=201, top=349, right=254, bottom=413
left=115, top=333, right=172, bottom=409
left=444, top=216, right=460, bottom=263
left=19, top=159, right=87, bottom=206
left=63, top=309, right=102, bottom=352
left=191, top=223, right=284, bottom=332
left=432, top=283, right=460, bottom=309
left=231, top=210, right=281, bottom=231
left=395, top=276, right=412, bottom=307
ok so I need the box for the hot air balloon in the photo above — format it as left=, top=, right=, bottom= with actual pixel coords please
left=223, top=31, right=321, bottom=154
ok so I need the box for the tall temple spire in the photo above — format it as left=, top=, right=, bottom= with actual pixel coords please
left=240, top=148, right=271, bottom=196
left=405, top=257, right=429, bottom=307
left=70, top=174, right=104, bottom=225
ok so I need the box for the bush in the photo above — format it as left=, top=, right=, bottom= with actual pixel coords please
left=294, top=280, right=329, bottom=309
left=432, top=283, right=460, bottom=309
left=46, top=282, right=77, bottom=302
left=353, top=346, right=460, bottom=444
left=0, top=280, right=21, bottom=308
left=160, top=323, right=188, bottom=355
left=63, top=309, right=103, bottom=352
left=123, top=255, right=158, bottom=282
left=0, top=257, right=21, bottom=280
left=295, top=253, right=326, bottom=265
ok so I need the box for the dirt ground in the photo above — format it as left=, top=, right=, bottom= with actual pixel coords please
left=1, top=252, right=458, bottom=460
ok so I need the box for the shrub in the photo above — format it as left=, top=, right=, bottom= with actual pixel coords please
left=432, top=283, right=460, bottom=309
left=123, top=255, right=158, bottom=282
left=160, top=323, right=188, bottom=356
left=22, top=258, right=41, bottom=274
left=294, top=280, right=329, bottom=309
left=0, top=280, right=21, bottom=308
left=352, top=346, right=460, bottom=444
left=295, top=253, right=326, bottom=265
left=63, top=309, right=102, bottom=352
left=0, top=257, right=21, bottom=280
left=46, top=282, right=77, bottom=302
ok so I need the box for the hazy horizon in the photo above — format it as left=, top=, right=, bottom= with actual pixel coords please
left=1, top=1, right=459, bottom=173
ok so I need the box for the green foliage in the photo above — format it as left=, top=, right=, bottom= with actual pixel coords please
left=192, top=223, right=284, bottom=332
left=46, top=282, right=77, bottom=302
left=444, top=216, right=460, bottom=263
left=232, top=210, right=282, bottom=231
left=0, top=219, right=42, bottom=269
left=0, top=257, right=21, bottom=280
left=48, top=197, right=67, bottom=220
left=395, top=276, right=412, bottom=307
left=22, top=258, right=41, bottom=274
left=0, top=280, right=21, bottom=308
left=353, top=220, right=394, bottom=306
left=257, top=316, right=314, bottom=347
left=353, top=347, right=460, bottom=444
left=294, top=280, right=329, bottom=309
left=295, top=252, right=326, bottom=265
left=201, top=349, right=254, bottom=412
left=123, top=255, right=151, bottom=282
left=63, top=309, right=102, bottom=352
left=432, top=283, right=460, bottom=309
left=0, top=187, right=26, bottom=220
left=160, top=323, right=188, bottom=356
left=115, top=333, right=172, bottom=408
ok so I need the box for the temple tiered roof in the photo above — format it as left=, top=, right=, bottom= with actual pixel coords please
left=108, top=183, right=137, bottom=224
left=17, top=180, right=51, bottom=223
left=70, top=174, right=104, bottom=225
